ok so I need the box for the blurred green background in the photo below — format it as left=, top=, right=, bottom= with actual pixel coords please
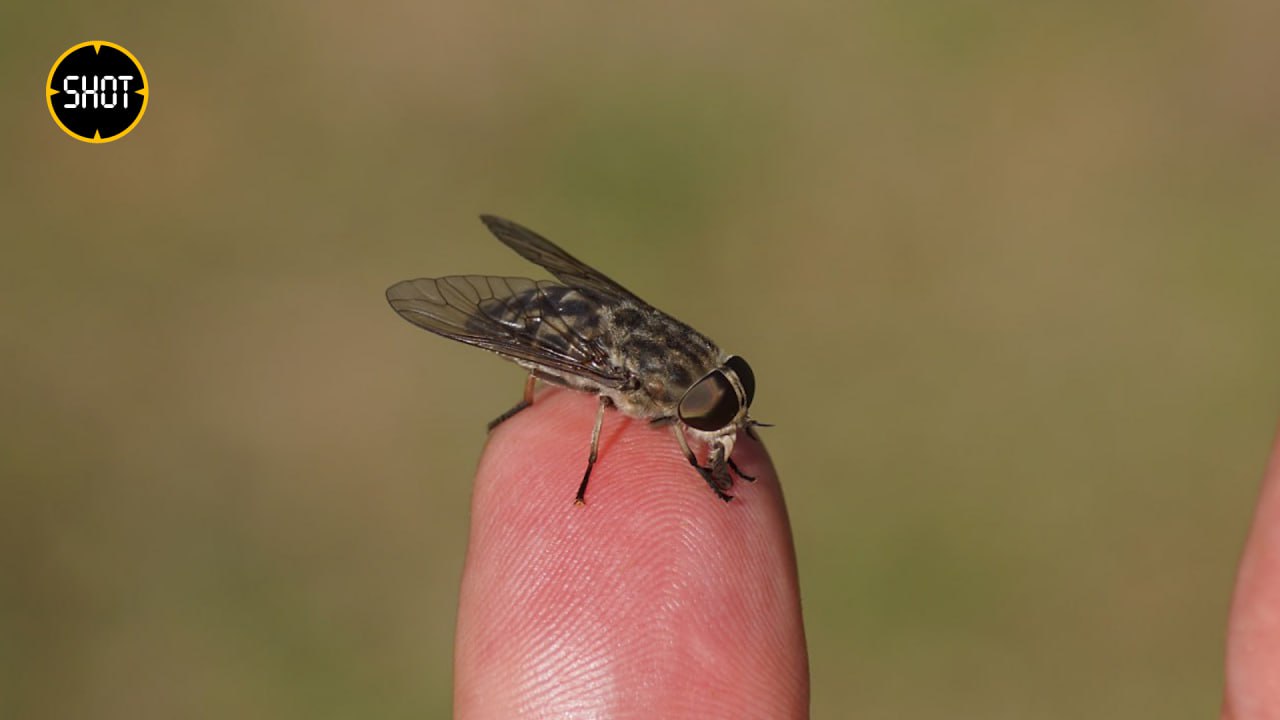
left=3, top=1, right=1278, bottom=717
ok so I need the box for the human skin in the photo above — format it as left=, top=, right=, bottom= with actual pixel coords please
left=1222, top=426, right=1280, bottom=719
left=452, top=388, right=1277, bottom=718
left=453, top=389, right=809, bottom=719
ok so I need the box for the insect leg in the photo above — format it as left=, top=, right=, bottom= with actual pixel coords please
left=486, top=375, right=538, bottom=431
left=574, top=396, right=608, bottom=505
left=673, top=427, right=733, bottom=502
left=728, top=458, right=756, bottom=482
left=707, top=442, right=735, bottom=495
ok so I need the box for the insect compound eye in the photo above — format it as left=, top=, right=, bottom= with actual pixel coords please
left=678, top=370, right=740, bottom=431
left=724, top=355, right=755, bottom=407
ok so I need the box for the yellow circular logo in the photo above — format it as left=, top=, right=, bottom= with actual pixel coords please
left=46, top=41, right=149, bottom=144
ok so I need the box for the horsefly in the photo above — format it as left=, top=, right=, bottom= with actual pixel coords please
left=386, top=216, right=764, bottom=504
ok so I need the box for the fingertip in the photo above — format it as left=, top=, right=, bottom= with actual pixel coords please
left=1223, top=426, right=1280, bottom=718
left=455, top=390, right=808, bottom=718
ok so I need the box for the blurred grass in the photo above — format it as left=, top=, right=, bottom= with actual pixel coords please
left=2, top=0, right=1278, bottom=717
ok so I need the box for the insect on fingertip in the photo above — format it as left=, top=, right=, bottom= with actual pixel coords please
left=388, top=216, right=764, bottom=504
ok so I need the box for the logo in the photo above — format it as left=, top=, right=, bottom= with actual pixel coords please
left=46, top=41, right=149, bottom=143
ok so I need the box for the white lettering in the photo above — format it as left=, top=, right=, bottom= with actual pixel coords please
left=101, top=76, right=117, bottom=108
left=58, top=75, right=139, bottom=111
left=82, top=75, right=98, bottom=107
left=63, top=75, right=80, bottom=108
left=118, top=76, right=133, bottom=109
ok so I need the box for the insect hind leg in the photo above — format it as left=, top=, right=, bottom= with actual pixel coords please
left=487, top=375, right=538, bottom=431
left=574, top=397, right=609, bottom=505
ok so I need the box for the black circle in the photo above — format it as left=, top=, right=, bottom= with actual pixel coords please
left=49, top=44, right=145, bottom=141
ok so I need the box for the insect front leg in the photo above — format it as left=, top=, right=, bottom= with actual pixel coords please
left=487, top=375, right=538, bottom=431
left=707, top=441, right=736, bottom=495
left=673, top=427, right=733, bottom=502
left=728, top=457, right=756, bottom=482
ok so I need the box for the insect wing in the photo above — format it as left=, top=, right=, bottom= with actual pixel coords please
left=386, top=275, right=627, bottom=388
left=479, top=215, right=646, bottom=305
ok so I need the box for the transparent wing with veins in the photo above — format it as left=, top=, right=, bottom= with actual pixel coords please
left=479, top=215, right=649, bottom=306
left=386, top=275, right=630, bottom=389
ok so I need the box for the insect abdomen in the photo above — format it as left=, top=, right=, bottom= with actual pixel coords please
left=473, top=284, right=606, bottom=357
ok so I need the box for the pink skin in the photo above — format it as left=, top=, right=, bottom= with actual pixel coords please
left=454, top=389, right=1275, bottom=718
left=454, top=389, right=809, bottom=719
left=1223, top=427, right=1280, bottom=718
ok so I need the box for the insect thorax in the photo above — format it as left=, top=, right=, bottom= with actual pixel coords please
left=472, top=284, right=722, bottom=417
left=601, top=301, right=721, bottom=411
